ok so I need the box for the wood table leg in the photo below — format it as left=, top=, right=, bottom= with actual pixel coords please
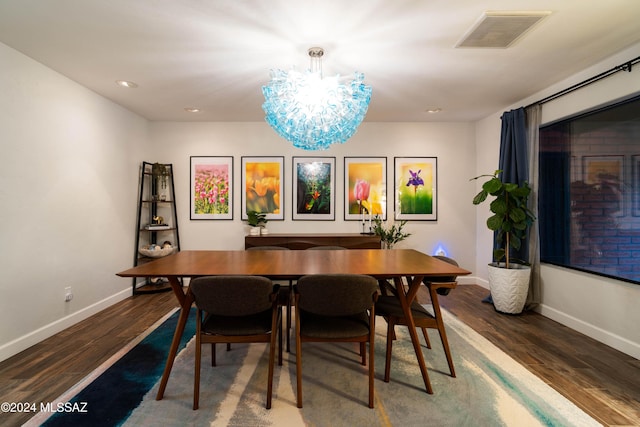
left=156, top=276, right=193, bottom=400
left=393, top=276, right=433, bottom=394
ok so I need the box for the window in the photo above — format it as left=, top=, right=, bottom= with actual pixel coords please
left=539, top=95, right=640, bottom=285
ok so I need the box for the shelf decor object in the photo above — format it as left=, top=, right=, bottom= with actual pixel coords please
left=262, top=47, right=372, bottom=151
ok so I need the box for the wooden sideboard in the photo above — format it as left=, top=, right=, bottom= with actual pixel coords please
left=245, top=233, right=381, bottom=250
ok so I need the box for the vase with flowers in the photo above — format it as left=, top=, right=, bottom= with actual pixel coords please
left=372, top=215, right=411, bottom=249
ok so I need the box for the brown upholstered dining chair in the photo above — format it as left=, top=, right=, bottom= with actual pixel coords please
left=247, top=246, right=294, bottom=351
left=375, top=256, right=459, bottom=383
left=294, top=274, right=379, bottom=408
left=190, top=275, right=282, bottom=410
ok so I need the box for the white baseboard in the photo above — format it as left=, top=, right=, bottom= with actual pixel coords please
left=537, top=304, right=640, bottom=360
left=458, top=276, right=488, bottom=289
left=0, top=288, right=132, bottom=363
left=460, top=279, right=638, bottom=359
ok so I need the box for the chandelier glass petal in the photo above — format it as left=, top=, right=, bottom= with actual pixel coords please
left=262, top=48, right=372, bottom=150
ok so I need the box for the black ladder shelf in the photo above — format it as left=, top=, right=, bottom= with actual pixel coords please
left=132, top=161, right=181, bottom=294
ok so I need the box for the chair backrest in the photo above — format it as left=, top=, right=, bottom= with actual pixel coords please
left=190, top=275, right=274, bottom=316
left=306, top=246, right=347, bottom=250
left=296, top=274, right=378, bottom=316
left=423, top=255, right=459, bottom=283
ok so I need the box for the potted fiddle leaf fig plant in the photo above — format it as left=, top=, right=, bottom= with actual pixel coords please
left=247, top=210, right=268, bottom=236
left=471, top=170, right=536, bottom=314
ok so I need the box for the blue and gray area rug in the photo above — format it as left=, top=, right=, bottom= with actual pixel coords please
left=27, top=307, right=600, bottom=427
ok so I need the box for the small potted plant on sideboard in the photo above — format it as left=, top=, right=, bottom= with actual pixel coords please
left=247, top=210, right=268, bottom=236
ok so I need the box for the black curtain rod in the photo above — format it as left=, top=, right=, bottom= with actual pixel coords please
left=525, top=55, right=640, bottom=110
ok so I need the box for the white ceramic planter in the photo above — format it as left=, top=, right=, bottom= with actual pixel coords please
left=487, top=263, right=531, bottom=314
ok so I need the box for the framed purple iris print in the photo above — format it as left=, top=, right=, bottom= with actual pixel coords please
left=394, top=157, right=437, bottom=221
left=190, top=156, right=233, bottom=220
left=292, top=157, right=335, bottom=220
left=344, top=157, right=387, bottom=221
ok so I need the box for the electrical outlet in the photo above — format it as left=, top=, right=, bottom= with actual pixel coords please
left=64, top=287, right=73, bottom=302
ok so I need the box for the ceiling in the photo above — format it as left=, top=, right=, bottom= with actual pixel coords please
left=0, top=0, right=639, bottom=123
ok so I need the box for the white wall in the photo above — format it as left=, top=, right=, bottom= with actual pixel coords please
left=148, top=121, right=478, bottom=271
left=3, top=34, right=639, bottom=362
left=0, top=38, right=479, bottom=362
left=0, top=42, right=149, bottom=361
left=474, top=43, right=640, bottom=359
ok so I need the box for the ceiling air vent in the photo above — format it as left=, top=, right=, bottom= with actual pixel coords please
left=456, top=11, right=551, bottom=48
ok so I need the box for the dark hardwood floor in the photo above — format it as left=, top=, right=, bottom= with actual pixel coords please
left=0, top=290, right=179, bottom=427
left=433, top=285, right=640, bottom=427
left=0, top=285, right=638, bottom=426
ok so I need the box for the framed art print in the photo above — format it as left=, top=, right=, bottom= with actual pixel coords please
left=583, top=155, right=623, bottom=186
left=344, top=157, right=387, bottom=221
left=292, top=157, right=335, bottom=220
left=583, top=155, right=623, bottom=216
left=190, top=156, right=233, bottom=220
left=241, top=156, right=284, bottom=220
left=394, top=157, right=437, bottom=221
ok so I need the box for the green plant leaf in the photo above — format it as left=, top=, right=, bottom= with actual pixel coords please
left=490, top=198, right=507, bottom=215
left=510, top=235, right=522, bottom=250
left=486, top=215, right=502, bottom=231
left=513, top=221, right=528, bottom=231
left=510, top=208, right=526, bottom=222
left=472, top=190, right=488, bottom=205
left=512, top=185, right=531, bottom=198
left=504, top=182, right=519, bottom=192
left=483, top=177, right=502, bottom=194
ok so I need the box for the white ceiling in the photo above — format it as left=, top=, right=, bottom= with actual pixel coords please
left=0, top=0, right=639, bottom=123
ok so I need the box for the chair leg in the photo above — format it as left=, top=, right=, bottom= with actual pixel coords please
left=437, top=325, right=456, bottom=377
left=286, top=291, right=292, bottom=353
left=360, top=342, right=366, bottom=365
left=295, top=313, right=303, bottom=408
left=369, top=322, right=375, bottom=408
left=430, top=287, right=456, bottom=377
left=267, top=332, right=277, bottom=409
left=211, top=343, right=216, bottom=367
left=421, top=327, right=432, bottom=349
left=194, top=337, right=201, bottom=410
left=278, top=311, right=283, bottom=365
left=384, top=320, right=394, bottom=382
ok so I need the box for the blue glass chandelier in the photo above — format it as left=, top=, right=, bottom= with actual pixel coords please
left=262, top=47, right=372, bottom=150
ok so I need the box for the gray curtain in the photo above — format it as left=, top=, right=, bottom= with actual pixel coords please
left=525, top=105, right=541, bottom=309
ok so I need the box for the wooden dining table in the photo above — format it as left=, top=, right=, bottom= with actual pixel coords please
left=117, top=249, right=471, bottom=399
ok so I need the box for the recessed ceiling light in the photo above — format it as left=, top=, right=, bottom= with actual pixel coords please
left=426, top=107, right=442, bottom=113
left=116, top=80, right=138, bottom=88
left=184, top=107, right=201, bottom=113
